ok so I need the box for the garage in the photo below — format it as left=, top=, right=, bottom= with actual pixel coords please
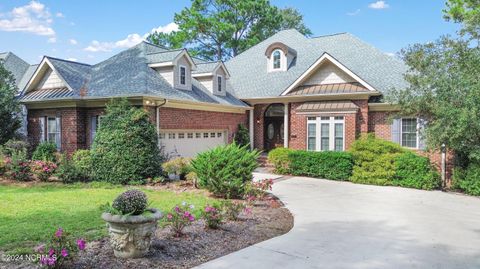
left=159, top=130, right=227, bottom=158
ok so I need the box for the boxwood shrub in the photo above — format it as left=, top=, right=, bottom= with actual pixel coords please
left=393, top=152, right=440, bottom=190
left=267, top=147, right=294, bottom=174
left=191, top=143, right=260, bottom=198
left=90, top=99, right=161, bottom=184
left=32, top=142, right=57, bottom=162
left=288, top=150, right=353, bottom=180
left=452, top=164, right=480, bottom=196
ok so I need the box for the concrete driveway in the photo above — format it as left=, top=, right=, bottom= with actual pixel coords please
left=198, top=176, right=480, bottom=269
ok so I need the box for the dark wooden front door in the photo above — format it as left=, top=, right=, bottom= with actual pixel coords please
left=264, top=117, right=284, bottom=151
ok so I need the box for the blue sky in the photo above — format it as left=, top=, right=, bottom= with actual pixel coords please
left=0, top=0, right=459, bottom=64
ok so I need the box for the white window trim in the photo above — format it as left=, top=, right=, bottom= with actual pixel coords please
left=269, top=49, right=286, bottom=72
left=400, top=118, right=420, bottom=149
left=45, top=116, right=61, bottom=150
left=217, top=74, right=223, bottom=92
left=306, top=116, right=345, bottom=151
left=179, top=65, right=187, bottom=86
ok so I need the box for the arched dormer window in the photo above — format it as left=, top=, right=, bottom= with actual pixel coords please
left=273, top=50, right=281, bottom=70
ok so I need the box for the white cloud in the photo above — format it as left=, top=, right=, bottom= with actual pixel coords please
left=66, top=57, right=77, bottom=61
left=385, top=52, right=395, bottom=57
left=368, top=1, right=389, bottom=9
left=47, top=37, right=56, bottom=43
left=69, top=39, right=78, bottom=45
left=347, top=9, right=361, bottom=16
left=0, top=1, right=56, bottom=37
left=55, top=12, right=64, bottom=18
left=84, top=22, right=179, bottom=52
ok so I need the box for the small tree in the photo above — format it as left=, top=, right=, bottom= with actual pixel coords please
left=90, top=99, right=161, bottom=184
left=0, top=60, right=21, bottom=145
left=234, top=124, right=250, bottom=147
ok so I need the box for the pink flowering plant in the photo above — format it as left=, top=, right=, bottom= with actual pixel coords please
left=244, top=179, right=274, bottom=202
left=219, top=200, right=249, bottom=221
left=31, top=160, right=57, bottom=182
left=202, top=204, right=223, bottom=229
left=165, top=202, right=196, bottom=237
left=35, top=227, right=86, bottom=268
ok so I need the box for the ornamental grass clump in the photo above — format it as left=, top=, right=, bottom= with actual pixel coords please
left=112, top=190, right=148, bottom=215
left=165, top=202, right=196, bottom=237
left=35, top=227, right=86, bottom=268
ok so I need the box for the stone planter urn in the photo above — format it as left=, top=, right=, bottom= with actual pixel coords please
left=102, top=208, right=162, bottom=258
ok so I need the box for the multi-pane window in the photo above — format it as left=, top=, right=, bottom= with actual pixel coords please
left=39, top=116, right=61, bottom=149
left=90, top=115, right=100, bottom=145
left=273, top=50, right=281, bottom=69
left=179, top=66, right=186, bottom=85
left=196, top=133, right=201, bottom=138
left=178, top=133, right=185, bottom=139
left=187, top=133, right=193, bottom=139
left=306, top=116, right=344, bottom=151
left=401, top=118, right=418, bottom=148
left=217, top=75, right=222, bottom=92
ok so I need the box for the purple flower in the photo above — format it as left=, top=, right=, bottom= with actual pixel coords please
left=167, top=213, right=173, bottom=220
left=183, top=211, right=191, bottom=217
left=48, top=248, right=55, bottom=257
left=61, top=248, right=68, bottom=257
left=174, top=206, right=180, bottom=213
left=47, top=257, right=56, bottom=266
left=189, top=215, right=195, bottom=222
left=54, top=227, right=63, bottom=238
left=39, top=256, right=48, bottom=265
left=76, top=239, right=86, bottom=250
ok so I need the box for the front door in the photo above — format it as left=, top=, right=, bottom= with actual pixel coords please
left=264, top=117, right=284, bottom=151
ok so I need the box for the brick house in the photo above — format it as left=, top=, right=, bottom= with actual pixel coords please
left=3, top=29, right=449, bottom=176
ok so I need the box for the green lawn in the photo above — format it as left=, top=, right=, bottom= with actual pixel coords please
left=0, top=183, right=214, bottom=254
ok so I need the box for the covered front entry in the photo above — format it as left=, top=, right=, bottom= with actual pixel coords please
left=264, top=104, right=285, bottom=151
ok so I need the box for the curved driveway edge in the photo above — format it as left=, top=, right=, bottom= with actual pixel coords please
left=197, top=176, right=480, bottom=269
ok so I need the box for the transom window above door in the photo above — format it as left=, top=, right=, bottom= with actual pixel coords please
left=307, top=116, right=345, bottom=151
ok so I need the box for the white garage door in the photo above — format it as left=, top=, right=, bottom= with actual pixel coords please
left=159, top=130, right=227, bottom=158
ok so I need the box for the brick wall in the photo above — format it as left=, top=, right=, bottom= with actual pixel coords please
left=157, top=107, right=248, bottom=143
left=252, top=104, right=269, bottom=149
left=368, top=111, right=392, bottom=140
left=353, top=99, right=369, bottom=134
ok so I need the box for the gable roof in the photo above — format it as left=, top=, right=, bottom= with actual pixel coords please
left=226, top=29, right=408, bottom=99
left=20, top=42, right=248, bottom=108
left=0, top=52, right=37, bottom=92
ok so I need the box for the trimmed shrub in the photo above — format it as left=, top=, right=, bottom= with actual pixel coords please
left=90, top=99, right=162, bottom=184
left=56, top=155, right=84, bottom=184
left=32, top=142, right=57, bottom=162
left=393, top=152, right=440, bottom=190
left=162, top=157, right=191, bottom=179
left=234, top=124, right=250, bottom=147
left=288, top=150, right=353, bottom=180
left=267, top=148, right=294, bottom=174
left=72, top=149, right=92, bottom=180
left=112, top=190, right=148, bottom=215
left=349, top=134, right=405, bottom=185
left=452, top=164, right=480, bottom=196
left=191, top=143, right=260, bottom=198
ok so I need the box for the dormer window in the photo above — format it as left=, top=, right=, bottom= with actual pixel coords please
left=179, top=66, right=186, bottom=85
left=273, top=50, right=281, bottom=69
left=217, top=75, right=223, bottom=92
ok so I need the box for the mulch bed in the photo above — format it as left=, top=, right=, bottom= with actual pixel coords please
left=73, top=197, right=293, bottom=269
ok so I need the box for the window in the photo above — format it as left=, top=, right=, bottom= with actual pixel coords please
left=210, top=132, right=216, bottom=138
left=168, top=133, right=175, bottom=139
left=217, top=75, right=222, bottom=92
left=203, top=133, right=209, bottom=138
left=306, top=116, right=344, bottom=151
left=196, top=133, right=201, bottom=138
left=179, top=66, right=186, bottom=85
left=401, top=118, right=418, bottom=148
left=159, top=133, right=165, bottom=139
left=217, top=132, right=222, bottom=137
left=178, top=133, right=185, bottom=139
left=90, top=115, right=100, bottom=145
left=273, top=50, right=281, bottom=69
left=187, top=133, right=193, bottom=139
left=40, top=116, right=61, bottom=149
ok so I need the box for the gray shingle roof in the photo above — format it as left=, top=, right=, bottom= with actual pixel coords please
left=193, top=62, right=218, bottom=74
left=226, top=29, right=408, bottom=99
left=20, top=42, right=249, bottom=108
left=0, top=52, right=37, bottom=92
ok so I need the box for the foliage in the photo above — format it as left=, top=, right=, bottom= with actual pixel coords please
left=444, top=0, right=480, bottom=39
left=90, top=99, right=162, bottom=184
left=185, top=171, right=198, bottom=187
left=71, top=150, right=92, bottom=180
left=393, top=152, right=441, bottom=190
left=288, top=150, right=353, bottom=180
left=234, top=124, right=250, bottom=147
left=0, top=148, right=6, bottom=175
left=219, top=200, right=246, bottom=221
left=2, top=139, right=30, bottom=157
left=267, top=148, right=294, bottom=174
left=35, top=228, right=86, bottom=268
left=147, top=0, right=311, bottom=61
left=452, top=164, right=480, bottom=195
left=4, top=148, right=31, bottom=181
left=191, top=143, right=260, bottom=198
left=31, top=160, right=57, bottom=182
left=32, top=142, right=58, bottom=162
left=244, top=178, right=274, bottom=202
left=0, top=185, right=213, bottom=253
left=162, top=157, right=191, bottom=177
left=165, top=202, right=196, bottom=237
left=111, top=190, right=148, bottom=215
left=56, top=155, right=84, bottom=184
left=349, top=135, right=405, bottom=185
left=202, top=204, right=223, bottom=229
left=0, top=60, right=21, bottom=145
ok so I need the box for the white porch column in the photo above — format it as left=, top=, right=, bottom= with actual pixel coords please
left=284, top=102, right=289, bottom=148
left=249, top=109, right=254, bottom=150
